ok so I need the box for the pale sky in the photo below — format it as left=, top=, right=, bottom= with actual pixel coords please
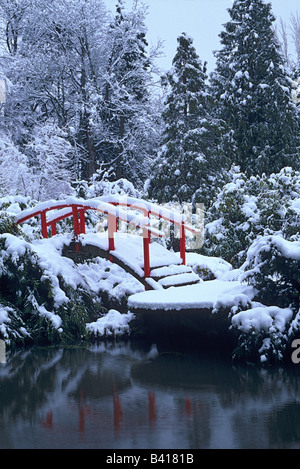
left=104, top=0, right=299, bottom=72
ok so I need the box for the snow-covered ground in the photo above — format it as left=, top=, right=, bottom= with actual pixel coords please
left=0, top=227, right=294, bottom=354
left=1, top=193, right=298, bottom=363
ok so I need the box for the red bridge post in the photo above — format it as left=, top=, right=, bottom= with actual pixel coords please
left=51, top=222, right=57, bottom=236
left=72, top=206, right=80, bottom=237
left=79, top=209, right=86, bottom=234
left=72, top=206, right=81, bottom=252
left=180, top=221, right=186, bottom=265
left=107, top=213, right=117, bottom=262
left=41, top=211, right=48, bottom=238
left=143, top=228, right=151, bottom=279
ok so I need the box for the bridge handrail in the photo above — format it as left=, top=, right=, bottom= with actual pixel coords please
left=15, top=195, right=201, bottom=234
left=15, top=195, right=201, bottom=280
left=98, top=195, right=201, bottom=234
left=15, top=197, right=165, bottom=237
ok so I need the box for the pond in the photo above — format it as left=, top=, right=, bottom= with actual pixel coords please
left=1, top=340, right=300, bottom=449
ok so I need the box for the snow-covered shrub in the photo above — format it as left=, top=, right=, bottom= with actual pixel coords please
left=204, top=166, right=300, bottom=267
left=0, top=212, right=20, bottom=236
left=230, top=234, right=300, bottom=364
left=0, top=301, right=29, bottom=346
left=204, top=166, right=300, bottom=363
left=231, top=304, right=293, bottom=364
left=86, top=309, right=134, bottom=340
left=204, top=166, right=259, bottom=265
left=0, top=234, right=57, bottom=344
left=257, top=167, right=300, bottom=238
left=242, top=235, right=300, bottom=311
left=0, top=233, right=105, bottom=346
left=86, top=168, right=141, bottom=199
left=0, top=195, right=42, bottom=240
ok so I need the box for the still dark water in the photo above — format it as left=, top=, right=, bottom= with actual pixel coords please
left=1, top=341, right=300, bottom=449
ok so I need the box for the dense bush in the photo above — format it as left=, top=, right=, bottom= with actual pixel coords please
left=242, top=235, right=300, bottom=311
left=204, top=166, right=300, bottom=267
left=203, top=167, right=300, bottom=363
left=0, top=233, right=105, bottom=346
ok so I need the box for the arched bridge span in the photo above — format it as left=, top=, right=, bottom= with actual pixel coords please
left=15, top=195, right=201, bottom=288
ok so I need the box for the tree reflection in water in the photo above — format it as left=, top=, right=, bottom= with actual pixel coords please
left=1, top=342, right=300, bottom=448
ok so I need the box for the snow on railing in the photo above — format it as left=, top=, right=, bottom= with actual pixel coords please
left=15, top=195, right=202, bottom=280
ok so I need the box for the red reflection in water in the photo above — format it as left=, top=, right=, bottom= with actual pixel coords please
left=148, top=391, right=156, bottom=425
left=41, top=410, right=53, bottom=429
left=113, top=384, right=123, bottom=432
left=40, top=390, right=203, bottom=440
left=79, top=390, right=91, bottom=434
left=185, top=398, right=192, bottom=417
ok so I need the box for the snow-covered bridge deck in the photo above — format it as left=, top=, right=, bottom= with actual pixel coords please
left=71, top=232, right=201, bottom=290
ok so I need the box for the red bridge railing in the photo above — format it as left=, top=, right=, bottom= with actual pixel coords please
left=15, top=196, right=201, bottom=281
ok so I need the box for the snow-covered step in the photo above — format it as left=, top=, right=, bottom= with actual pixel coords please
left=158, top=272, right=201, bottom=288
left=150, top=264, right=192, bottom=279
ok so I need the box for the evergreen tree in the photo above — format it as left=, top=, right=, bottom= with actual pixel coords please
left=211, top=0, right=300, bottom=176
left=148, top=33, right=225, bottom=205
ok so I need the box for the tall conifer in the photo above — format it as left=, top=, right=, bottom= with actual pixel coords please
left=149, top=33, right=224, bottom=204
left=211, top=0, right=300, bottom=175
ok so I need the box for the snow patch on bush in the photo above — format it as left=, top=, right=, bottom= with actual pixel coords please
left=87, top=310, right=134, bottom=338
left=231, top=304, right=293, bottom=333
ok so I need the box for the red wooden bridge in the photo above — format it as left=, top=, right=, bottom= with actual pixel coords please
left=15, top=195, right=202, bottom=290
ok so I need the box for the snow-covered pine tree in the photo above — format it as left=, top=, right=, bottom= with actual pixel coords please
left=211, top=0, right=300, bottom=176
left=98, top=0, right=160, bottom=186
left=288, top=14, right=300, bottom=105
left=148, top=33, right=225, bottom=205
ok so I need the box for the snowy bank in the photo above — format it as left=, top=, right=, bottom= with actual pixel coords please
left=128, top=280, right=254, bottom=312
left=0, top=230, right=143, bottom=346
